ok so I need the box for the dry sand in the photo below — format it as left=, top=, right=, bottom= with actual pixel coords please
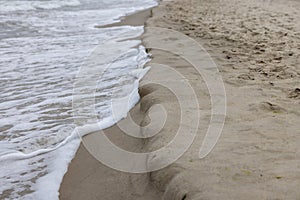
left=60, top=0, right=300, bottom=199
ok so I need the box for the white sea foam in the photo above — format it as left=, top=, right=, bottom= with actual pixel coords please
left=0, top=0, right=81, bottom=12
left=0, top=0, right=157, bottom=199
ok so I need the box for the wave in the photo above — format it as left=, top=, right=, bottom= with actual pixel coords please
left=0, top=0, right=81, bottom=12
left=0, top=0, right=157, bottom=198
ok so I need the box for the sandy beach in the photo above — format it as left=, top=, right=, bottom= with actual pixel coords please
left=60, top=0, right=300, bottom=199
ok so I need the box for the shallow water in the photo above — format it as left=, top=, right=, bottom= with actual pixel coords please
left=0, top=0, right=157, bottom=199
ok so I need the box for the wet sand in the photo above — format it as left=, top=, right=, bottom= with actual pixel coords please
left=60, top=0, right=300, bottom=199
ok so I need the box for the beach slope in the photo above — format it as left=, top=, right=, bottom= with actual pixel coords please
left=60, top=0, right=300, bottom=199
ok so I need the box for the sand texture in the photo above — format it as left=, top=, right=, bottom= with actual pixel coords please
left=60, top=0, right=300, bottom=199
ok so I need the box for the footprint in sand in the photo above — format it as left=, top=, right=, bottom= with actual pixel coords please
left=249, top=101, right=287, bottom=114
left=288, top=88, right=300, bottom=99
left=259, top=102, right=287, bottom=113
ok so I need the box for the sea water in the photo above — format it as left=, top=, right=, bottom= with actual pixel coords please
left=0, top=0, right=157, bottom=199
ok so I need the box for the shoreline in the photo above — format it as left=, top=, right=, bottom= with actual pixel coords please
left=59, top=6, right=163, bottom=200
left=95, top=8, right=153, bottom=28
left=60, top=0, right=300, bottom=199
